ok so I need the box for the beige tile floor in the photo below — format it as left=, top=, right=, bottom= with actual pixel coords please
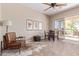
left=1, top=39, right=79, bottom=56
left=32, top=40, right=79, bottom=56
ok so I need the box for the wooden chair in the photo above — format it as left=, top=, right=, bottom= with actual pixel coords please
left=44, top=31, right=49, bottom=40
left=1, top=32, right=21, bottom=55
left=48, top=30, right=55, bottom=41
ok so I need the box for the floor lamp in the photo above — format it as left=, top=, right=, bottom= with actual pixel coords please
left=5, top=20, right=12, bottom=33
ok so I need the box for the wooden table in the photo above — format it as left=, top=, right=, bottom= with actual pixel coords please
left=16, top=36, right=26, bottom=48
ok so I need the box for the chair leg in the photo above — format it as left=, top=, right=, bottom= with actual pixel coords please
left=19, top=44, right=21, bottom=54
left=19, top=47, right=20, bottom=54
left=1, top=41, right=3, bottom=56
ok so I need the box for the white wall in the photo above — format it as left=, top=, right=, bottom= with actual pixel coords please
left=50, top=6, right=79, bottom=30
left=0, top=3, right=1, bottom=18
left=0, top=3, right=3, bottom=41
left=1, top=3, right=79, bottom=41
left=1, top=3, right=50, bottom=40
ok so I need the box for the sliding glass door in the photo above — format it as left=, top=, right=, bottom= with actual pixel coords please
left=54, top=15, right=79, bottom=41
left=64, top=15, right=79, bottom=38
left=55, top=19, right=65, bottom=38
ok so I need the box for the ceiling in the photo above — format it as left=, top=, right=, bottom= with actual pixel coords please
left=21, top=3, right=79, bottom=16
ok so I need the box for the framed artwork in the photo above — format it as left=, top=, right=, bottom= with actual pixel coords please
left=38, top=22, right=43, bottom=30
left=33, top=21, right=38, bottom=30
left=26, top=19, right=33, bottom=30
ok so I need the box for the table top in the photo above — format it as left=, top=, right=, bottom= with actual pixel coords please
left=17, top=36, right=24, bottom=38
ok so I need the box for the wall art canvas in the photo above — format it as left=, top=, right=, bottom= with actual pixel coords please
left=33, top=21, right=38, bottom=30
left=38, top=22, right=43, bottom=30
left=26, top=19, right=33, bottom=30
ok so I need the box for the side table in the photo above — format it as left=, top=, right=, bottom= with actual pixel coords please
left=16, top=36, right=26, bottom=48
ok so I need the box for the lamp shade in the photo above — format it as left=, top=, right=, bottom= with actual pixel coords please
left=4, top=20, right=12, bottom=32
left=5, top=20, right=12, bottom=26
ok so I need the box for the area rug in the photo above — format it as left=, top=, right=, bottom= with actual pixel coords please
left=1, top=42, right=47, bottom=56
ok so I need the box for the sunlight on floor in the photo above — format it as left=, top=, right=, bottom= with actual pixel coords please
left=65, top=36, right=79, bottom=41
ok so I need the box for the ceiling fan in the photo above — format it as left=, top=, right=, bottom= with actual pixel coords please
left=43, top=3, right=67, bottom=11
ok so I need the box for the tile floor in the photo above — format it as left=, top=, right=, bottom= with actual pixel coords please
left=1, top=39, right=79, bottom=56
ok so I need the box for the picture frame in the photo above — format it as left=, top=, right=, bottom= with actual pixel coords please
left=38, top=22, right=43, bottom=30
left=33, top=21, right=39, bottom=30
left=26, top=19, right=33, bottom=30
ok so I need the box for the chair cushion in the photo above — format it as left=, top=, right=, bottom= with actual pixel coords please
left=7, top=41, right=21, bottom=48
left=6, top=32, right=16, bottom=43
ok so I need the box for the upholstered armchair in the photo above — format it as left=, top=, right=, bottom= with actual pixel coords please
left=1, top=32, right=21, bottom=55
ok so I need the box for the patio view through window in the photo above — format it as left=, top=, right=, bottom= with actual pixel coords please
left=55, top=15, right=79, bottom=41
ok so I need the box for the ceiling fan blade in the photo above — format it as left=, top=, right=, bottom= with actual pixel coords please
left=56, top=3, right=67, bottom=6
left=43, top=3, right=51, bottom=6
left=44, top=6, right=51, bottom=11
